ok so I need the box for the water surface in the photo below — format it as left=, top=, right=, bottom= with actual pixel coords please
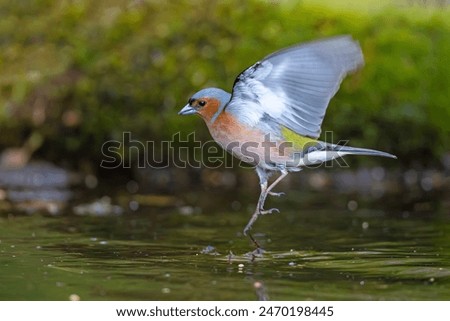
left=0, top=188, right=449, bottom=300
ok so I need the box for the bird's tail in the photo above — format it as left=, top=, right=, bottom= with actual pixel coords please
left=330, top=144, right=397, bottom=159
left=293, top=142, right=396, bottom=167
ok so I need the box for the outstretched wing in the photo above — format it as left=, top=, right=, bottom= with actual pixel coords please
left=225, top=35, right=364, bottom=138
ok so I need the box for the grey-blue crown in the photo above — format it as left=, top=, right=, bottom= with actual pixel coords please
left=191, top=87, right=231, bottom=107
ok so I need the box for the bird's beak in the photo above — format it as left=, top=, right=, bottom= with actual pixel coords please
left=178, top=104, right=197, bottom=116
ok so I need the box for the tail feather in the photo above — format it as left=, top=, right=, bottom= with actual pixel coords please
left=331, top=144, right=397, bottom=159
left=294, top=142, right=397, bottom=167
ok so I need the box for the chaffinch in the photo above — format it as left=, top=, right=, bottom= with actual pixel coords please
left=179, top=35, right=396, bottom=244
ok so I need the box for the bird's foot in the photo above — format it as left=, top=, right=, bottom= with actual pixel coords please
left=243, top=207, right=279, bottom=246
left=260, top=207, right=280, bottom=215
left=243, top=208, right=280, bottom=234
left=268, top=191, right=285, bottom=197
left=250, top=246, right=265, bottom=261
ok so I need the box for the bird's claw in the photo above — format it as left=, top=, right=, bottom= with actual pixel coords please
left=268, top=191, right=285, bottom=197
left=260, top=208, right=280, bottom=215
left=243, top=207, right=280, bottom=235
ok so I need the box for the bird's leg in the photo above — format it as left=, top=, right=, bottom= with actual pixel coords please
left=260, top=169, right=288, bottom=215
left=243, top=181, right=268, bottom=236
left=267, top=170, right=288, bottom=192
left=243, top=169, right=289, bottom=235
left=266, top=169, right=288, bottom=197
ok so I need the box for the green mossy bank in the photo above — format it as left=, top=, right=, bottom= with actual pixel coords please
left=0, top=0, right=448, bottom=168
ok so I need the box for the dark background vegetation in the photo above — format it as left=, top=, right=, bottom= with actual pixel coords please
left=0, top=0, right=449, bottom=173
left=0, top=1, right=449, bottom=302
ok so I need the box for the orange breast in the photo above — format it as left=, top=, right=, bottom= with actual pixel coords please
left=205, top=111, right=294, bottom=167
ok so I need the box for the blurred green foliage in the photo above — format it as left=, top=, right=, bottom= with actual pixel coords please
left=0, top=0, right=448, bottom=167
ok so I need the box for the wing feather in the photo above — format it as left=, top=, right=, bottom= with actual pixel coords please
left=225, top=35, right=364, bottom=138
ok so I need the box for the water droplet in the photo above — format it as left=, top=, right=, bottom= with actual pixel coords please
left=347, top=200, right=358, bottom=211
left=420, top=177, right=433, bottom=191
left=85, top=175, right=98, bottom=189
left=69, top=294, right=80, bottom=301
left=178, top=206, right=194, bottom=216
left=371, top=167, right=385, bottom=181
left=126, top=180, right=139, bottom=193
left=404, top=169, right=418, bottom=185
left=129, top=200, right=139, bottom=211
left=231, top=200, right=241, bottom=211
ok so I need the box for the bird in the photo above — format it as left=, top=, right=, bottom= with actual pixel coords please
left=178, top=35, right=396, bottom=244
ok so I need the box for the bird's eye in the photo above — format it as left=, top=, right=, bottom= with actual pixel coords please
left=198, top=100, right=206, bottom=107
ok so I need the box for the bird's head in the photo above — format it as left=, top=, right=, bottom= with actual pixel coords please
left=178, top=88, right=231, bottom=122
